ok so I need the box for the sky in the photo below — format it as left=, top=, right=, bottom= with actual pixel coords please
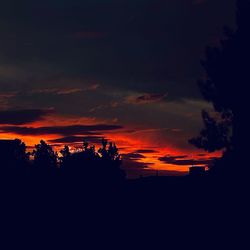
left=0, top=0, right=236, bottom=177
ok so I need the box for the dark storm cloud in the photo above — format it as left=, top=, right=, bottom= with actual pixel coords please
left=49, top=136, right=103, bottom=144
left=0, top=109, right=53, bottom=125
left=0, top=124, right=122, bottom=136
left=135, top=149, right=158, bottom=154
left=122, top=153, right=146, bottom=160
left=158, top=155, right=217, bottom=166
left=0, top=0, right=236, bottom=101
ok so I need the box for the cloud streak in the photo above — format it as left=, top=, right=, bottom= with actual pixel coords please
left=134, top=149, right=158, bottom=154
left=30, top=84, right=99, bottom=96
left=126, top=93, right=167, bottom=104
left=0, top=109, right=53, bottom=125
left=49, top=136, right=103, bottom=144
left=122, top=153, right=146, bottom=160
left=159, top=155, right=217, bottom=166
left=0, top=124, right=123, bottom=136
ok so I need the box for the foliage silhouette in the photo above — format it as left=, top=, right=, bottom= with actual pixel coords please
left=189, top=0, right=250, bottom=177
left=0, top=137, right=126, bottom=204
left=0, top=139, right=29, bottom=175
left=33, top=140, right=58, bottom=170
left=60, top=138, right=125, bottom=186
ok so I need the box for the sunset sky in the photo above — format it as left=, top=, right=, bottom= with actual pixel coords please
left=0, top=0, right=236, bottom=177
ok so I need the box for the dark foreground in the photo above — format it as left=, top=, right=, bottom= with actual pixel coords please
left=0, top=170, right=246, bottom=249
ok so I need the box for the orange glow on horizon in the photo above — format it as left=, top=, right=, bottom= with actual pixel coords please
left=0, top=116, right=222, bottom=177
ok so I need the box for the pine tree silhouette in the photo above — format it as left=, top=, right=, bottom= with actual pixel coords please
left=189, top=0, right=250, bottom=177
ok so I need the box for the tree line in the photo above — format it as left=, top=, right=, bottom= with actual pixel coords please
left=0, top=138, right=126, bottom=185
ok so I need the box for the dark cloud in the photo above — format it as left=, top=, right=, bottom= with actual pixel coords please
left=0, top=109, right=53, bottom=125
left=0, top=124, right=122, bottom=136
left=29, top=84, right=99, bottom=95
left=0, top=0, right=236, bottom=100
left=30, top=88, right=83, bottom=95
left=159, top=155, right=188, bottom=161
left=122, top=153, right=146, bottom=160
left=0, top=91, right=17, bottom=98
left=135, top=149, right=158, bottom=154
left=126, top=93, right=167, bottom=104
left=158, top=155, right=217, bottom=166
left=49, top=136, right=103, bottom=144
left=121, top=151, right=155, bottom=178
left=122, top=159, right=152, bottom=171
left=121, top=150, right=153, bottom=176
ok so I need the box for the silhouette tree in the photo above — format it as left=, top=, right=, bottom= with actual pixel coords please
left=60, top=145, right=71, bottom=158
left=108, top=142, right=120, bottom=161
left=98, top=139, right=121, bottom=164
left=59, top=145, right=71, bottom=166
left=96, top=139, right=125, bottom=182
left=0, top=139, right=29, bottom=174
left=189, top=110, right=232, bottom=152
left=82, top=140, right=96, bottom=158
left=189, top=0, right=250, bottom=176
left=13, top=139, right=30, bottom=165
left=33, top=140, right=57, bottom=170
left=59, top=138, right=125, bottom=185
left=0, top=136, right=125, bottom=191
left=98, top=138, right=109, bottom=159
